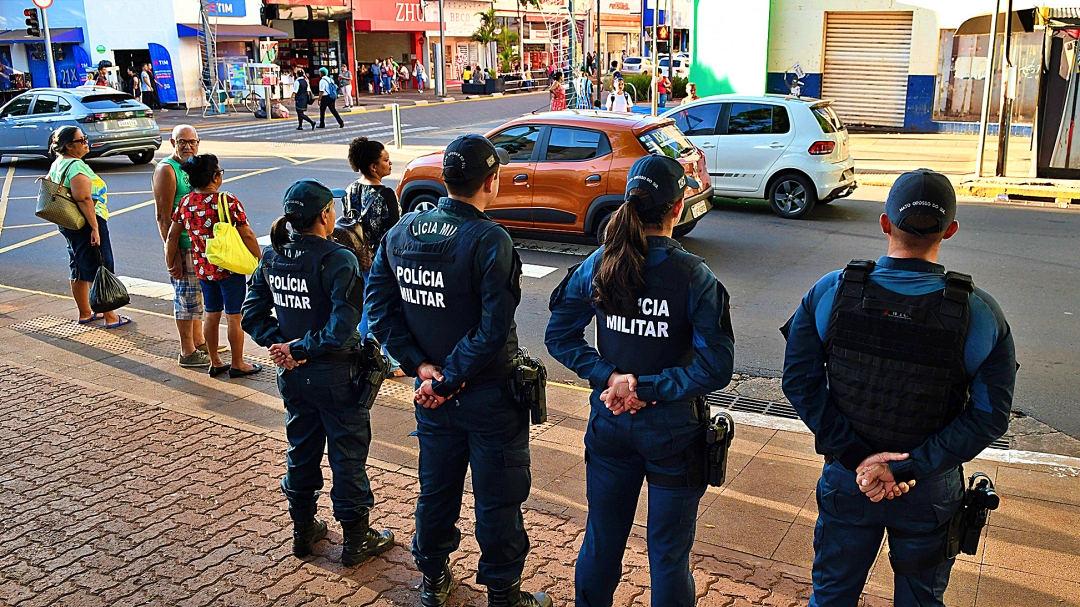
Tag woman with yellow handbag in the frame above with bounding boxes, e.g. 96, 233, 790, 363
165, 154, 262, 378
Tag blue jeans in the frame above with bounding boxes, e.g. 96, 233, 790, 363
278, 362, 374, 522
810, 461, 964, 607
576, 395, 706, 607
659, 93, 668, 108
412, 379, 531, 587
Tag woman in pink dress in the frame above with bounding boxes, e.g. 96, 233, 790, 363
549, 71, 567, 111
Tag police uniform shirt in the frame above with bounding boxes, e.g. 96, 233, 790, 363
365, 197, 520, 397
782, 256, 1016, 482
242, 233, 364, 360
546, 236, 735, 403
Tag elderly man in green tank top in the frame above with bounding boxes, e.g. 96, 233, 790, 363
154, 124, 212, 367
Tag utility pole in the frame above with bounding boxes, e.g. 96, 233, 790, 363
667, 0, 673, 94
975, 0, 1001, 177
650, 0, 658, 115
595, 0, 601, 106
995, 0, 1015, 177
568, 0, 575, 76
437, 0, 446, 97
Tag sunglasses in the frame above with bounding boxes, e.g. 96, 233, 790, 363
71, 137, 89, 144
214, 168, 225, 177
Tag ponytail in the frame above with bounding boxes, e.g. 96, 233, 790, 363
269, 204, 332, 255
592, 189, 676, 316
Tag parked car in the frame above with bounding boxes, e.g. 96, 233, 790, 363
620, 56, 652, 75
657, 57, 690, 79
397, 111, 714, 243
0, 86, 161, 164
662, 94, 855, 219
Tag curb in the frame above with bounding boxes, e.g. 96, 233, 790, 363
857, 176, 1080, 209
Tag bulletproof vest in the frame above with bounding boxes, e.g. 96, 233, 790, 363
385, 212, 518, 378
595, 246, 699, 378
823, 260, 974, 453
261, 237, 342, 343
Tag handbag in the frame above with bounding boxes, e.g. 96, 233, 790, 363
89, 249, 130, 314
35, 159, 86, 231
204, 192, 259, 275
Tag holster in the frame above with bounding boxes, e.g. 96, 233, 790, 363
644, 399, 734, 490
705, 409, 735, 487
509, 348, 547, 425
355, 337, 390, 410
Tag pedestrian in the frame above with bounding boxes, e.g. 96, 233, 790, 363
462, 64, 472, 83
317, 67, 344, 129
167, 154, 262, 379
610, 59, 623, 81
586, 52, 595, 76
398, 61, 411, 90
546, 154, 735, 607
781, 169, 1016, 607
343, 136, 405, 377
339, 64, 354, 109
604, 77, 633, 113
685, 81, 700, 103
657, 73, 671, 108
359, 64, 370, 95
383, 60, 394, 94
280, 67, 295, 103
573, 67, 593, 109
292, 68, 316, 130
141, 64, 160, 110
414, 60, 427, 91
47, 126, 131, 330
154, 124, 213, 368
94, 66, 108, 87
549, 71, 566, 111
241, 178, 396, 567
365, 135, 551, 607
124, 66, 140, 102
371, 61, 382, 95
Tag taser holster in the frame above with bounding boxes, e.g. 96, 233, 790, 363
356, 336, 391, 410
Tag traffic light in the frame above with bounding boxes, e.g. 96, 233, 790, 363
657, 25, 669, 41
24, 8, 40, 38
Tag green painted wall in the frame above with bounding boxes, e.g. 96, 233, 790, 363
690, 0, 771, 96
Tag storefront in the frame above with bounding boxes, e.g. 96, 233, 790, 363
597, 0, 641, 69
426, 0, 490, 81
266, 2, 353, 91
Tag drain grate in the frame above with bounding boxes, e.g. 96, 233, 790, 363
707, 391, 802, 420
989, 437, 1011, 450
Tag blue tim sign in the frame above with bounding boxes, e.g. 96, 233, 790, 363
205, 1, 246, 17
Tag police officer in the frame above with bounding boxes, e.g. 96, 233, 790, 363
781, 169, 1016, 607
365, 135, 551, 607
241, 179, 394, 566
545, 155, 735, 607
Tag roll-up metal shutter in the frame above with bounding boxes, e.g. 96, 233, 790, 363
821, 11, 913, 129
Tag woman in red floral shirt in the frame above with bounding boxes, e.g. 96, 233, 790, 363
166, 154, 262, 378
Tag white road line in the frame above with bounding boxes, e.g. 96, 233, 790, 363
117, 276, 174, 301
300, 125, 436, 144
521, 264, 558, 279
0, 160, 17, 242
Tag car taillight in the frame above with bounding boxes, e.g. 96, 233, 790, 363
79, 113, 109, 124
808, 141, 835, 155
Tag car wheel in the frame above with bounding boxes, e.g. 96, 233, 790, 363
673, 219, 699, 238
768, 174, 817, 219
595, 211, 613, 246
128, 150, 154, 165
407, 192, 440, 213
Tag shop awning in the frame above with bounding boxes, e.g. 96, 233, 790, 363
353, 19, 427, 33
0, 28, 84, 44
177, 24, 289, 38
955, 10, 1036, 35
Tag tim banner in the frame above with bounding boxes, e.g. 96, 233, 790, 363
148, 44, 178, 104
691, 0, 769, 96
205, 1, 246, 17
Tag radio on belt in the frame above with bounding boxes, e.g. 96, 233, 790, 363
511, 347, 548, 425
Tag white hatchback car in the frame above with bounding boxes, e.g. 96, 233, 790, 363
620, 57, 652, 75
662, 94, 856, 218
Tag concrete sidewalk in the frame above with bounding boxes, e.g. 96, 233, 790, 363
1, 284, 1079, 606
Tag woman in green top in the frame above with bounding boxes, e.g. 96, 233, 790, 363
48, 126, 130, 328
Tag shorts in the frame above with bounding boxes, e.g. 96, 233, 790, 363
171, 248, 204, 320
59, 218, 113, 282
199, 272, 247, 315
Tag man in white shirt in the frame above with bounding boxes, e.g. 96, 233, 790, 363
604, 78, 632, 113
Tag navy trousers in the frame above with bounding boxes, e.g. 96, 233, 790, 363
412, 380, 532, 587
278, 362, 374, 523
810, 461, 964, 607
576, 395, 707, 607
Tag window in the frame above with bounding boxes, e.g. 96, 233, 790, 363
544, 127, 610, 161
773, 106, 790, 134
58, 98, 71, 113
638, 125, 696, 159
490, 125, 542, 162
727, 103, 775, 134
31, 95, 59, 115
933, 29, 1040, 124
811, 104, 844, 133
1, 96, 32, 118
673, 103, 721, 136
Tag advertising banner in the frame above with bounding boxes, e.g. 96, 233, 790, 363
148, 43, 178, 104
690, 0, 769, 96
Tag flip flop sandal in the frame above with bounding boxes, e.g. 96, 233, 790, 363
104, 315, 132, 329
77, 313, 104, 325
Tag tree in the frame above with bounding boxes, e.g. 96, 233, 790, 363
496, 29, 520, 73
471, 8, 499, 72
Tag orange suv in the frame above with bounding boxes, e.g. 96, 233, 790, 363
396, 110, 714, 243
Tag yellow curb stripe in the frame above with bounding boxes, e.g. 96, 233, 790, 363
0, 160, 16, 242
0, 282, 176, 319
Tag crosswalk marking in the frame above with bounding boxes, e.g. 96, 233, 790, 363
203, 118, 438, 144
521, 264, 558, 278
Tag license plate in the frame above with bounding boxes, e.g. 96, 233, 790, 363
116, 118, 137, 128
691, 201, 708, 219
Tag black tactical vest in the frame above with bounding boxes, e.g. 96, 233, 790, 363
595, 246, 700, 378
384, 212, 518, 378
261, 237, 341, 343
823, 260, 974, 453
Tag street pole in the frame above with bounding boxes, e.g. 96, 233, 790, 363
568, 0, 575, 76
667, 0, 673, 96
975, 0, 1000, 178
595, 0, 601, 106
995, 0, 1015, 177
437, 0, 446, 97
41, 8, 57, 88
650, 0, 658, 115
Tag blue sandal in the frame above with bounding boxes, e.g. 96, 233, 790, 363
77, 313, 104, 325
104, 315, 132, 329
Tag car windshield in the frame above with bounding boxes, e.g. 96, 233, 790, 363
638, 125, 696, 158
625, 58, 641, 65
811, 104, 845, 133
80, 94, 140, 110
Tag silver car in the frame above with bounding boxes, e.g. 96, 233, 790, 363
0, 86, 161, 164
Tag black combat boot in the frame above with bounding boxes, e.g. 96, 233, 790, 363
419, 561, 455, 607
339, 513, 395, 567
292, 519, 328, 558
487, 579, 552, 607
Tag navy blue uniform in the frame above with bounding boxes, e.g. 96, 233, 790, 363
545, 236, 734, 607
782, 256, 1015, 607
365, 197, 530, 587
241, 234, 374, 523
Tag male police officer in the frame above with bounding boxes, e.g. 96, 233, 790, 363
782, 169, 1016, 607
242, 179, 394, 566
366, 135, 551, 607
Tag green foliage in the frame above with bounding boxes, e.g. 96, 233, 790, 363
623, 74, 652, 102
497, 29, 520, 73
672, 76, 688, 99
518, 0, 541, 7
471, 8, 498, 45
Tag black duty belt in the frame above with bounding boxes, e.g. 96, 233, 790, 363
318, 350, 360, 365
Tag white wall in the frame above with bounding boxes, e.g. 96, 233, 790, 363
83, 0, 182, 68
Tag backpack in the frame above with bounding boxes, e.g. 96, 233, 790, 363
325, 79, 339, 99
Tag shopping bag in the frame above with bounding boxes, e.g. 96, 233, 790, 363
35, 160, 86, 231
89, 251, 130, 314
205, 192, 259, 275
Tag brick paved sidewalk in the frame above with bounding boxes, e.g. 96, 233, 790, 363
0, 362, 812, 607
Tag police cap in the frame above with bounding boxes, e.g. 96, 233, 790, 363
282, 178, 346, 222
885, 168, 957, 236
625, 154, 699, 211
442, 134, 509, 183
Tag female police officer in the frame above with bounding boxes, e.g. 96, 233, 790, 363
545, 155, 735, 607
241, 178, 394, 566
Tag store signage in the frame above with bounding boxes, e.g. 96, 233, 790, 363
148, 43, 178, 104
95, 45, 106, 54
396, 2, 424, 22
205, 1, 246, 17
423, 0, 487, 37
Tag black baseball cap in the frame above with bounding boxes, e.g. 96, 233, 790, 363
624, 154, 699, 211
885, 169, 956, 235
282, 179, 345, 221
442, 134, 509, 183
